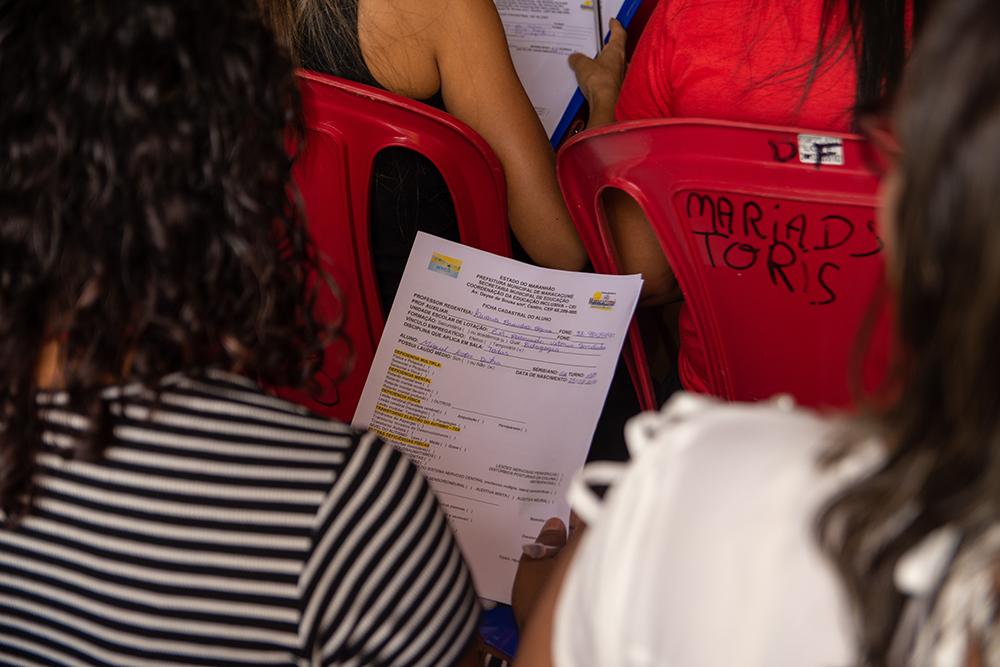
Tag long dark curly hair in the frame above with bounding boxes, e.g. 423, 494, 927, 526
818, 0, 1000, 663
0, 0, 336, 521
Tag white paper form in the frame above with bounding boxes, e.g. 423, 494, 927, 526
495, 0, 597, 137
352, 233, 641, 602
495, 0, 629, 138
595, 0, 627, 37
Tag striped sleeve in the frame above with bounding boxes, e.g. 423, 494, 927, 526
299, 432, 480, 667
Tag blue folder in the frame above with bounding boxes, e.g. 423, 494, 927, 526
549, 0, 644, 147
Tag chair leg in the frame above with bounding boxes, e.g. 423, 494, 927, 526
623, 318, 658, 411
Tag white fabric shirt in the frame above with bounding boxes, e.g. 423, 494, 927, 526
554, 393, 882, 667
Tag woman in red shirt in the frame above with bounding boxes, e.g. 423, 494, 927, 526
572, 0, 926, 395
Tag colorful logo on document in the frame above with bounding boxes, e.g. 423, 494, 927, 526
589, 291, 617, 310
428, 252, 462, 278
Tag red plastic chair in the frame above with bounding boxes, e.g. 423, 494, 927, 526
276, 70, 511, 421
557, 119, 889, 410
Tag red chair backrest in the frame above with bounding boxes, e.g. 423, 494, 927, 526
276, 70, 511, 421
557, 119, 890, 410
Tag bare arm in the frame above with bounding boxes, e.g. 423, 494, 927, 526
606, 190, 680, 304
434, 0, 586, 270
511, 529, 585, 667
360, 0, 585, 269
569, 23, 678, 302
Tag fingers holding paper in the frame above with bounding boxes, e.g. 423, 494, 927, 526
512, 517, 569, 629
569, 19, 627, 128
522, 517, 568, 560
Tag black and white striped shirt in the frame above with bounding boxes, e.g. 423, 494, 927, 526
0, 371, 479, 666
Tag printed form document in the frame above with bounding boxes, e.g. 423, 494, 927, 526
353, 233, 641, 602
494, 0, 639, 142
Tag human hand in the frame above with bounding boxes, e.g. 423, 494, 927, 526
511, 517, 567, 629
568, 19, 627, 128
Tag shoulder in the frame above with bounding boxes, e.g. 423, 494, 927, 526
554, 393, 878, 666
577, 393, 876, 543
156, 371, 358, 436
621, 393, 860, 486
359, 0, 509, 98
609, 393, 885, 540
142, 371, 363, 464
156, 372, 423, 496
361, 0, 501, 46
365, 0, 509, 56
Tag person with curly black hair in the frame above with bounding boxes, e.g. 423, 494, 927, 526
0, 2, 480, 665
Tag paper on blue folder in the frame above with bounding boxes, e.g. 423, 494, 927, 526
494, 0, 643, 146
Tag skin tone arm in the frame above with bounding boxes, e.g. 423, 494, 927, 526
363, 1, 670, 295
603, 192, 680, 304
568, 19, 627, 128
511, 518, 583, 667
569, 25, 680, 304
360, 0, 586, 270
36, 340, 62, 389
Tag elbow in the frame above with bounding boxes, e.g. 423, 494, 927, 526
525, 244, 587, 271
546, 247, 589, 272
512, 226, 589, 272
637, 270, 681, 306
